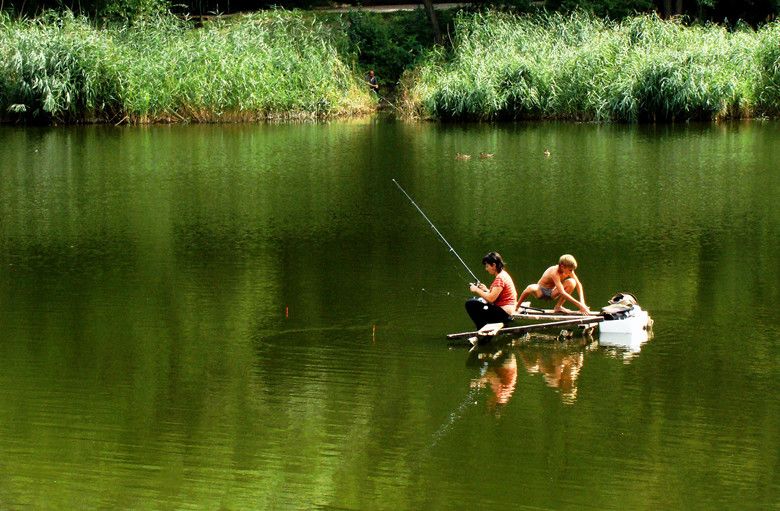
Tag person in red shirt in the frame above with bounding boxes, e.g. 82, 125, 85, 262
466, 252, 517, 328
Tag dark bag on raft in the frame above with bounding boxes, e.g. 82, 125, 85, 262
600, 292, 638, 320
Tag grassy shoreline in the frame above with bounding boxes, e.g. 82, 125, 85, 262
2, 9, 780, 124
0, 11, 375, 124
400, 11, 780, 122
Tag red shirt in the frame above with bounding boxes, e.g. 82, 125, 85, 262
491, 271, 517, 308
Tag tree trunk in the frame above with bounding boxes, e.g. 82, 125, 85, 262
663, 0, 672, 18
422, 0, 443, 45
675, 0, 683, 15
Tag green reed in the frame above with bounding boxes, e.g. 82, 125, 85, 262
402, 11, 780, 121
0, 10, 374, 123
0, 12, 122, 121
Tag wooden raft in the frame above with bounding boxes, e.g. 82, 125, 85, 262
446, 316, 604, 340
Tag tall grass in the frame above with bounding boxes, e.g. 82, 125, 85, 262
0, 10, 374, 123
754, 22, 780, 114
401, 11, 780, 122
0, 11, 122, 122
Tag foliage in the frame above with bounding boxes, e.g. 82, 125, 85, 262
753, 21, 780, 114
0, 10, 374, 123
544, 0, 655, 19
100, 0, 170, 21
0, 0, 170, 21
325, 9, 455, 88
0, 11, 122, 122
400, 10, 774, 122
2, 0, 779, 26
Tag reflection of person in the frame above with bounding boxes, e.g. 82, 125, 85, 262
366, 70, 379, 93
516, 254, 589, 314
471, 351, 518, 412
520, 348, 583, 404
466, 252, 517, 328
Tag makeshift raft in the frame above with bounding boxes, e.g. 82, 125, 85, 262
449, 292, 652, 345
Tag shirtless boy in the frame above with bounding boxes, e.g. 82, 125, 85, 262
515, 254, 590, 314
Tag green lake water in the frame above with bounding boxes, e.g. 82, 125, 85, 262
0, 121, 777, 510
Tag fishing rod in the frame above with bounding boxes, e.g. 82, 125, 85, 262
378, 94, 399, 111
365, 83, 399, 111
392, 178, 481, 285
362, 75, 399, 109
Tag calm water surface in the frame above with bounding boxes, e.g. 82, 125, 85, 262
0, 121, 777, 510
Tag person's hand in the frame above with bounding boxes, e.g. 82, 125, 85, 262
580, 305, 591, 315
469, 283, 479, 294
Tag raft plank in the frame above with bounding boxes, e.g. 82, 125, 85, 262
447, 316, 604, 340
512, 312, 596, 321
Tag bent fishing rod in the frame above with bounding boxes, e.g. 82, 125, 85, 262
378, 94, 399, 111
364, 82, 399, 111
392, 179, 481, 285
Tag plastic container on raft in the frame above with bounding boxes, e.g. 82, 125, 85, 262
598, 305, 650, 334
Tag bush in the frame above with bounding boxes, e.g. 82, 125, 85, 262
401, 10, 772, 122
0, 12, 122, 122
754, 21, 780, 115
0, 10, 375, 123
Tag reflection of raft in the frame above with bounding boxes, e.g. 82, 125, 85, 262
449, 293, 653, 345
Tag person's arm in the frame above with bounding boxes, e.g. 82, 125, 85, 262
553, 273, 589, 313
470, 282, 501, 304
572, 271, 587, 309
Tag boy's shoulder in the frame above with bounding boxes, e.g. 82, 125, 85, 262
540, 265, 558, 279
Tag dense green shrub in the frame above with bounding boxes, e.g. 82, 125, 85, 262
0, 10, 374, 123
401, 10, 774, 122
754, 21, 780, 115
0, 12, 123, 121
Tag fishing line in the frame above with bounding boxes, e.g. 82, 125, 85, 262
412, 288, 427, 323
411, 285, 463, 326
392, 179, 481, 286
427, 364, 487, 450
418, 287, 458, 298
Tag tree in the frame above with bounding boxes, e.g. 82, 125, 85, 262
421, 0, 443, 44
658, 0, 685, 17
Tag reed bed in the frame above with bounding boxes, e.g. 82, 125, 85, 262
401, 11, 780, 121
0, 11, 374, 124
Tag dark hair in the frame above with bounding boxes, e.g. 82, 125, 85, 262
482, 252, 505, 272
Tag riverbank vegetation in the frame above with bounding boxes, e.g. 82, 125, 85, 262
0, 10, 374, 124
400, 11, 780, 121
329, 9, 456, 91
3, 5, 780, 124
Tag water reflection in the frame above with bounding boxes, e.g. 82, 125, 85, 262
599, 329, 653, 362
466, 349, 518, 414
518, 345, 586, 404
466, 333, 596, 405
465, 327, 655, 405
467, 341, 587, 405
